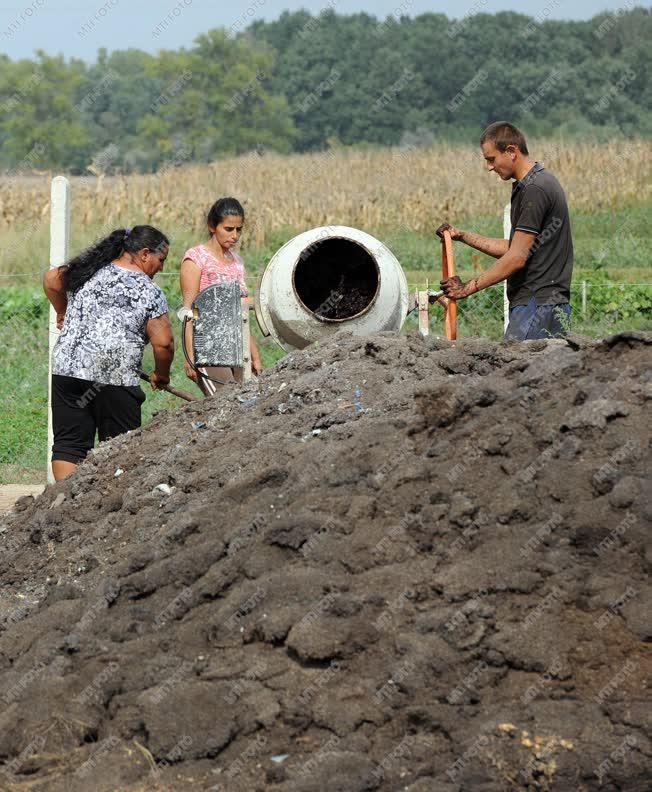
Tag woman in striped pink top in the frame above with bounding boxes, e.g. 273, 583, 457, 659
180, 197, 261, 395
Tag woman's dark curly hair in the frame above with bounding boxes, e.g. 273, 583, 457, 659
62, 225, 169, 292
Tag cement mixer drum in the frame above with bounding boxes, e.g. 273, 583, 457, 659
256, 226, 409, 351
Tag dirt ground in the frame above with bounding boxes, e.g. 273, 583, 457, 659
0, 330, 650, 791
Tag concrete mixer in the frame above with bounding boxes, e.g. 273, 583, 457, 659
255, 226, 423, 351
254, 226, 407, 351
255, 225, 456, 351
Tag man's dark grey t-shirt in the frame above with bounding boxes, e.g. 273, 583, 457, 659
508, 162, 573, 306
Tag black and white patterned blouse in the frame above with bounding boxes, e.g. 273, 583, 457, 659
53, 263, 168, 386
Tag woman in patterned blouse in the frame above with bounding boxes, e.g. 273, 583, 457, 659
180, 197, 261, 395
43, 225, 174, 480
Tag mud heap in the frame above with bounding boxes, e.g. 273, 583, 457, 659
0, 331, 650, 791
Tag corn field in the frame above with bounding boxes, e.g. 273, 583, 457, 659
1, 140, 650, 265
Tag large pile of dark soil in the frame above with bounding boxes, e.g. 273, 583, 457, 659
0, 331, 650, 791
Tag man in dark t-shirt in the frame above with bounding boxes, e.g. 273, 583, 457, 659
437, 121, 574, 340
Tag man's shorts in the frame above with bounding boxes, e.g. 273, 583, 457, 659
505, 298, 571, 341
51, 375, 145, 464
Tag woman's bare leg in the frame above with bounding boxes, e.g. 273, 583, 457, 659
52, 460, 78, 481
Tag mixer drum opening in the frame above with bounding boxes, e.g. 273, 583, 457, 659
293, 238, 380, 322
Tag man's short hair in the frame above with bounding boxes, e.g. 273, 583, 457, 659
480, 122, 529, 155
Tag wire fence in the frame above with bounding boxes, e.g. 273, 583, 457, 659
1, 272, 650, 483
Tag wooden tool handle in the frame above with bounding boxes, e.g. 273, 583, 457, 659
139, 372, 195, 402
441, 229, 458, 341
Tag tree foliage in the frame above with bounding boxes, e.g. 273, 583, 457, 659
0, 8, 649, 172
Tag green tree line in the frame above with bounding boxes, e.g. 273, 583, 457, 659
0, 7, 650, 173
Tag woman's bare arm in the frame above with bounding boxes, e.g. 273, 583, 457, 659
180, 259, 201, 381
145, 313, 174, 387
43, 267, 68, 327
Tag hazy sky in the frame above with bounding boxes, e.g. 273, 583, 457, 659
1, 0, 648, 61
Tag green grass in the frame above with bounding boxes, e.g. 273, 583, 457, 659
0, 304, 49, 482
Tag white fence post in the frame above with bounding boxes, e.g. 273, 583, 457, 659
581, 279, 587, 318
48, 177, 71, 483
502, 202, 511, 333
